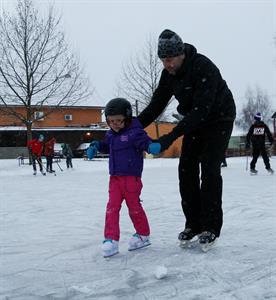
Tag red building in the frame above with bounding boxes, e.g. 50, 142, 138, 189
0, 104, 182, 158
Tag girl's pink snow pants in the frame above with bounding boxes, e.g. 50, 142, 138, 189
104, 175, 150, 241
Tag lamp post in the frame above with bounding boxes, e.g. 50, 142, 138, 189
135, 100, 138, 116
272, 112, 276, 136
271, 112, 276, 155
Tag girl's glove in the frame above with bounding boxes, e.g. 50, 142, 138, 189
148, 143, 161, 155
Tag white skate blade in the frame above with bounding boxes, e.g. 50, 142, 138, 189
200, 240, 217, 252
179, 235, 199, 248
128, 241, 151, 251
103, 250, 119, 258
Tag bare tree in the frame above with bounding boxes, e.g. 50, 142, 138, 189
0, 0, 91, 144
236, 86, 272, 131
116, 36, 173, 138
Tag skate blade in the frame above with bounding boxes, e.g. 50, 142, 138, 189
128, 241, 151, 251
103, 250, 119, 258
250, 172, 258, 175
200, 240, 216, 252
179, 236, 199, 248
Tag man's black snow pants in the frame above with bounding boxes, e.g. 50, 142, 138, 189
250, 144, 271, 170
178, 121, 233, 237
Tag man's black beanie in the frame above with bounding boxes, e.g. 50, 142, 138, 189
158, 29, 185, 59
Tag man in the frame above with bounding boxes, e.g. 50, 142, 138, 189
44, 137, 56, 173
61, 143, 73, 169
27, 134, 46, 176
138, 29, 236, 251
246, 112, 274, 175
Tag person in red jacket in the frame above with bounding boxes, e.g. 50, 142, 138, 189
27, 134, 45, 175
44, 137, 56, 173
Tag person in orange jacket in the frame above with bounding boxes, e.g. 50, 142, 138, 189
27, 134, 45, 175
44, 137, 56, 173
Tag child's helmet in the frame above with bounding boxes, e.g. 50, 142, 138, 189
104, 98, 132, 119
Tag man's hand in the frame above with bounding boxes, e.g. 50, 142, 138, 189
157, 132, 181, 152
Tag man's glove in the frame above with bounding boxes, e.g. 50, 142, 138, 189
245, 143, 250, 150
148, 143, 161, 155
90, 140, 100, 150
87, 146, 98, 160
157, 133, 178, 152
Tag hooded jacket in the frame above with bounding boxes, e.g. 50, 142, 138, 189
138, 43, 236, 149
44, 138, 56, 157
246, 120, 273, 147
98, 118, 152, 177
62, 144, 73, 158
27, 139, 44, 157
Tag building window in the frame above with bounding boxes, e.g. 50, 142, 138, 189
34, 111, 44, 121
64, 114, 73, 121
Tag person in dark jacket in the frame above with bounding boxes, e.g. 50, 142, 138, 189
87, 98, 152, 258
141, 29, 236, 251
27, 134, 46, 176
61, 143, 73, 169
246, 112, 274, 174
221, 153, 227, 167
44, 137, 56, 173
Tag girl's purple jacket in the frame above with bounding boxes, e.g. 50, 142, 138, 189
98, 118, 152, 177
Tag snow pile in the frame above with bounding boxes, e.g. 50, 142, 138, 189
154, 265, 168, 279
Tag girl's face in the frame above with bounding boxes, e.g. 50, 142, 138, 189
107, 114, 126, 132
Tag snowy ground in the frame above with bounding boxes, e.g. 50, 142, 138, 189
0, 156, 276, 300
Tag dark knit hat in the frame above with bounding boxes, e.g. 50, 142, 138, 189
254, 112, 261, 121
158, 29, 185, 58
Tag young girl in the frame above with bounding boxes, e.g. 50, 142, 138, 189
87, 98, 153, 257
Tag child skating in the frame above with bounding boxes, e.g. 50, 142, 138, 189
87, 98, 154, 258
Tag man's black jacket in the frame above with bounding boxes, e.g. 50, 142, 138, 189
138, 44, 236, 150
246, 120, 273, 147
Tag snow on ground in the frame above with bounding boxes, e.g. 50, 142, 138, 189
0, 156, 276, 300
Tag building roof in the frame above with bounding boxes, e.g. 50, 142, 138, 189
0, 125, 108, 131
0, 104, 105, 109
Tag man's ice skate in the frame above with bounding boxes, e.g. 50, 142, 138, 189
128, 233, 150, 251
250, 168, 258, 175
267, 168, 274, 174
102, 239, 119, 258
40, 170, 46, 176
178, 228, 199, 248
33, 171, 37, 176
199, 231, 217, 252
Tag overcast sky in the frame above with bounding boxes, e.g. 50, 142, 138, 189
1, 0, 276, 112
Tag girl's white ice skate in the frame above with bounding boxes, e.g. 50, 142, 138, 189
128, 233, 151, 251
102, 239, 119, 258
